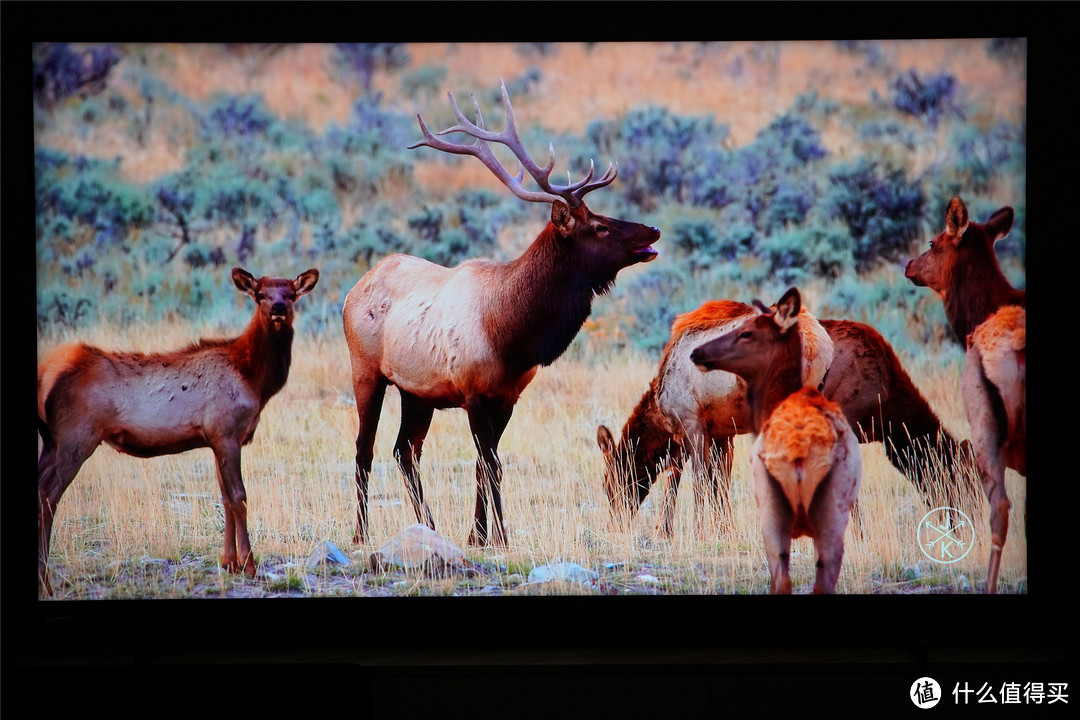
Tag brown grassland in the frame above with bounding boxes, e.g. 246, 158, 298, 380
36, 41, 1026, 597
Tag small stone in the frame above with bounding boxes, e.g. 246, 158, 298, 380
527, 561, 598, 586
306, 540, 350, 568
369, 524, 469, 576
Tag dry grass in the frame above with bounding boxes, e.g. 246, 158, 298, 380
38, 319, 1027, 598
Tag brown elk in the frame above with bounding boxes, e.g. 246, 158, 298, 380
905, 195, 1025, 593
689, 288, 862, 594
597, 303, 972, 537
343, 80, 660, 547
596, 300, 835, 536
37, 267, 319, 596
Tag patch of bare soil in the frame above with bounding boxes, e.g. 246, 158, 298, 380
45, 552, 1021, 599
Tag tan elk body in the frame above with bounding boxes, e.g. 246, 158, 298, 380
906, 196, 1025, 592
343, 81, 660, 547
36, 267, 319, 596
690, 288, 861, 594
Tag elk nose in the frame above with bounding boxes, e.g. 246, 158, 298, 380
270, 301, 288, 316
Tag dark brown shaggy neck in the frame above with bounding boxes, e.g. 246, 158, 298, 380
944, 252, 1025, 341
486, 225, 611, 372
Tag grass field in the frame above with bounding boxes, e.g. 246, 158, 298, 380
37, 309, 1027, 598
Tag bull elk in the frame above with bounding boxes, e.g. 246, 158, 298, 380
343, 80, 660, 547
597, 302, 973, 537
37, 267, 319, 596
690, 288, 862, 594
905, 196, 1025, 593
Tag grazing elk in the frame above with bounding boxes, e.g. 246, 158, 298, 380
598, 303, 972, 538
37, 267, 319, 596
596, 300, 835, 537
343, 80, 660, 547
690, 288, 862, 594
905, 196, 1025, 593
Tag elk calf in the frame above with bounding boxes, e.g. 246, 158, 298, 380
906, 195, 1025, 593
37, 267, 319, 596
344, 81, 659, 548
690, 288, 861, 594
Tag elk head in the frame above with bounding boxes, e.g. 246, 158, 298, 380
596, 424, 652, 524
691, 288, 803, 382
232, 267, 320, 335
904, 196, 1014, 300
408, 78, 659, 291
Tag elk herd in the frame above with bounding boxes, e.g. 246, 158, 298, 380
37, 81, 1026, 597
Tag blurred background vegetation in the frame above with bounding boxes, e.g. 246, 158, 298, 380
34, 40, 1026, 363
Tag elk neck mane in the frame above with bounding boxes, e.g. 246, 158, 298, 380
484, 222, 610, 370
670, 300, 755, 338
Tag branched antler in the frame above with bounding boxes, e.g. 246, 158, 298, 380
408, 78, 616, 208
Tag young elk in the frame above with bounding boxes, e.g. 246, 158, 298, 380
690, 289, 861, 594
596, 300, 835, 537
906, 196, 1025, 593
37, 267, 319, 596
598, 304, 972, 537
343, 80, 660, 547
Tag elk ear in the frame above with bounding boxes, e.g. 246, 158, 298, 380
945, 196, 969, 238
985, 207, 1014, 244
773, 287, 801, 333
551, 201, 575, 235
294, 268, 320, 296
597, 425, 616, 460
232, 267, 258, 296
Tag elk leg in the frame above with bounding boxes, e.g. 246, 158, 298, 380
395, 392, 436, 531
37, 433, 97, 597
711, 435, 735, 531
752, 458, 794, 594
352, 375, 388, 544
655, 452, 683, 539
679, 430, 712, 539
808, 471, 851, 594
963, 352, 1011, 594
213, 440, 256, 577
466, 400, 513, 547
977, 454, 1010, 594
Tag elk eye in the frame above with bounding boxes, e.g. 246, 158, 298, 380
287, 293, 297, 301
254, 292, 265, 301
596, 224, 609, 234
739, 331, 752, 339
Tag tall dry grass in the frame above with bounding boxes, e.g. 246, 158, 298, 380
37, 314, 1027, 597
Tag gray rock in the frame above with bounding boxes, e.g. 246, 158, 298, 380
527, 561, 599, 586
306, 540, 351, 568
369, 524, 468, 576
